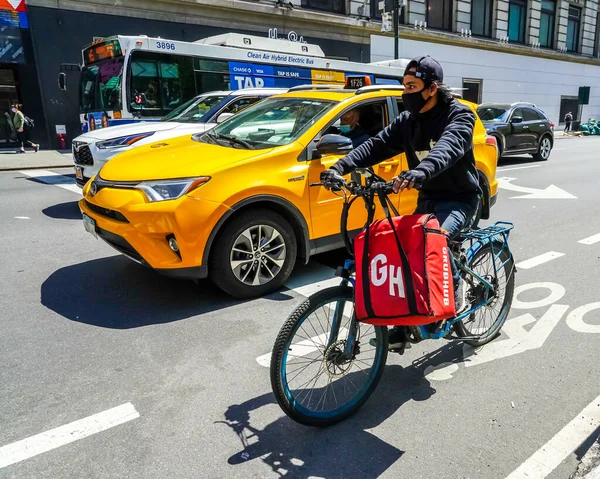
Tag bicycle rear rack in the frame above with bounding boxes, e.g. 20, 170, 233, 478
461, 221, 514, 242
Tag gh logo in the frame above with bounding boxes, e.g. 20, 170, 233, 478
370, 254, 405, 297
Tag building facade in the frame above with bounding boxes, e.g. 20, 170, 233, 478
12, 0, 600, 149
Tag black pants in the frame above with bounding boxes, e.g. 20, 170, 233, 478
564, 121, 571, 133
17, 130, 33, 149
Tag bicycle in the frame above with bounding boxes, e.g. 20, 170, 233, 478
269, 168, 516, 427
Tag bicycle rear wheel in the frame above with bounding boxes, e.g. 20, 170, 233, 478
454, 242, 515, 347
270, 286, 388, 427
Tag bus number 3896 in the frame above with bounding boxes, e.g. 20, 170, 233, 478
156, 42, 176, 50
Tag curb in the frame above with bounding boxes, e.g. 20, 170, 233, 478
0, 164, 73, 172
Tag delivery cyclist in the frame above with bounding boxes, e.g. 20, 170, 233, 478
320, 56, 482, 349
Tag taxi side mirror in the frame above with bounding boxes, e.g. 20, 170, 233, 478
315, 134, 353, 156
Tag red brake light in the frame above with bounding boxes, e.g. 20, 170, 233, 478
486, 135, 497, 146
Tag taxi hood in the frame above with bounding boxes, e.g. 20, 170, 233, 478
98, 134, 274, 182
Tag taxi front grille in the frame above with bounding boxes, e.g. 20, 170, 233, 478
73, 142, 93, 165
84, 200, 129, 223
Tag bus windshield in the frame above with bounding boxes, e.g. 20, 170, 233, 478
80, 58, 123, 113
162, 94, 227, 122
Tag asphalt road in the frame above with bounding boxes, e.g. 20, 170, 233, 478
1, 137, 599, 479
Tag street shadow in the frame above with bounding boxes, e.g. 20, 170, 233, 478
41, 255, 245, 329
219, 342, 466, 477
498, 156, 541, 167
42, 200, 81, 220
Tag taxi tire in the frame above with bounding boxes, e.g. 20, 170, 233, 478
209, 209, 297, 299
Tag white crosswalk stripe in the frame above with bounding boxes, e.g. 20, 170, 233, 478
20, 169, 80, 194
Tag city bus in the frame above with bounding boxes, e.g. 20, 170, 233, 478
66, 32, 410, 133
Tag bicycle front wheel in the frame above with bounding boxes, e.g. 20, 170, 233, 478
454, 241, 515, 347
270, 286, 388, 427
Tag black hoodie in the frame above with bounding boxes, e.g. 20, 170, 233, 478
331, 98, 482, 201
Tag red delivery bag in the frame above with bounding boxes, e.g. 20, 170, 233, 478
354, 211, 456, 326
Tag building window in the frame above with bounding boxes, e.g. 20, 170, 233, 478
370, 0, 382, 19
508, 0, 527, 43
462, 78, 483, 103
566, 6, 581, 52
427, 0, 453, 30
471, 0, 493, 37
539, 0, 555, 48
301, 0, 345, 14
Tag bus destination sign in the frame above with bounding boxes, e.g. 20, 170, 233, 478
84, 40, 123, 65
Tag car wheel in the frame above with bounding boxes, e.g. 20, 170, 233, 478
533, 135, 552, 161
495, 138, 503, 162
209, 209, 297, 299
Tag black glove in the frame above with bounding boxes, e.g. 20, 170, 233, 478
320, 169, 345, 190
398, 169, 427, 188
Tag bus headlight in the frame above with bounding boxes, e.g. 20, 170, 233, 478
136, 177, 211, 202
96, 132, 155, 149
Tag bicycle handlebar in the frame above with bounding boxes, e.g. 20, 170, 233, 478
310, 179, 395, 196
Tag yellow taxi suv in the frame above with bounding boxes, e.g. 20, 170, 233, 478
79, 82, 499, 299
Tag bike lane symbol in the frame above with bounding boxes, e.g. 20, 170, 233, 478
425, 281, 598, 381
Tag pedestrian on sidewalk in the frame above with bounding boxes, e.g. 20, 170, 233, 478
564, 111, 573, 133
11, 103, 39, 154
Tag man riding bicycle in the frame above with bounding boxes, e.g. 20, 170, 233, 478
321, 56, 482, 350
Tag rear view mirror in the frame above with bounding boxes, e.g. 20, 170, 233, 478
315, 134, 353, 156
216, 112, 235, 124
510, 116, 523, 124
58, 72, 67, 91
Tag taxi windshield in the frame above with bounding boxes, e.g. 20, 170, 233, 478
162, 94, 227, 122
195, 97, 335, 150
477, 106, 509, 122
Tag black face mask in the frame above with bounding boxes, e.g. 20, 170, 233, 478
402, 88, 432, 116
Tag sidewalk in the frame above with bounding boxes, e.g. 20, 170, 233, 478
0, 149, 73, 172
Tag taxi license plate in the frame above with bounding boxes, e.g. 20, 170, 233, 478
75, 166, 84, 180
82, 213, 98, 239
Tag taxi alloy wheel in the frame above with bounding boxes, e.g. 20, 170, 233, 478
209, 209, 297, 299
230, 225, 286, 287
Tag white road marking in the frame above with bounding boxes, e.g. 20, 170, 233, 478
566, 303, 600, 333
505, 393, 600, 479
512, 282, 566, 310
496, 165, 542, 172
497, 177, 577, 199
0, 403, 139, 469
19, 169, 80, 194
14, 216, 29, 220
516, 252, 565, 270
579, 233, 600, 245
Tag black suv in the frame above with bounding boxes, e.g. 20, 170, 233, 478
476, 102, 553, 161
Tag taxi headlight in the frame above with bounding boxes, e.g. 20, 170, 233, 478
136, 177, 211, 202
96, 132, 155, 149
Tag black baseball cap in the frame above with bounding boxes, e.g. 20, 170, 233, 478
403, 56, 444, 84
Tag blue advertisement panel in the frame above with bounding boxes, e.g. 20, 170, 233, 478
228, 61, 314, 89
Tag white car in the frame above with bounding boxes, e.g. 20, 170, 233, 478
72, 88, 287, 187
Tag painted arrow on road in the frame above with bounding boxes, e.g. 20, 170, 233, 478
497, 177, 577, 199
